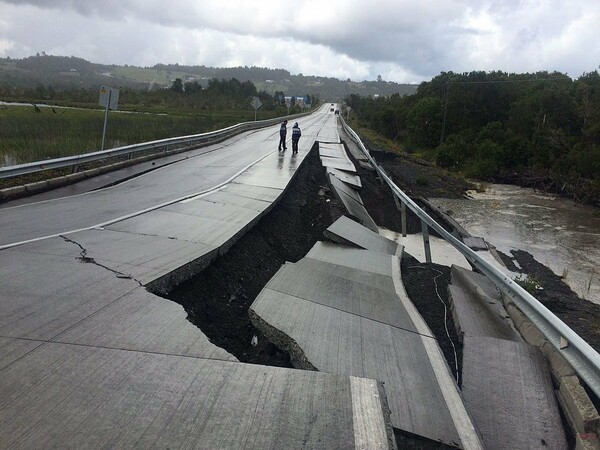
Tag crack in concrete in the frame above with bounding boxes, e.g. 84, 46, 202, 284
60, 235, 143, 287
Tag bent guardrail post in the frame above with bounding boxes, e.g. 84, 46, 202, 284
421, 220, 432, 263
340, 116, 600, 399
401, 201, 407, 237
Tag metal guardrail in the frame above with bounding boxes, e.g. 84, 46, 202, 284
340, 116, 600, 399
0, 112, 310, 179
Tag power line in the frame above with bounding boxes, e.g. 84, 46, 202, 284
447, 77, 572, 85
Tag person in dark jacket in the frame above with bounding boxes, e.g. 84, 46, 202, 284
291, 122, 301, 154
278, 120, 288, 151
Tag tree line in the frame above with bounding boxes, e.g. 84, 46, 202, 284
0, 76, 316, 114
346, 70, 600, 205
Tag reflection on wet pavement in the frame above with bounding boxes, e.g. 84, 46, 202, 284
431, 184, 600, 304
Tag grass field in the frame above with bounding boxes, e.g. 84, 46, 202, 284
0, 104, 282, 166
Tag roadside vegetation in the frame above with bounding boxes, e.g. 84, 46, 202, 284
0, 78, 312, 166
346, 70, 600, 205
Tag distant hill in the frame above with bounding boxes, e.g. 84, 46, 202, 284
0, 55, 417, 101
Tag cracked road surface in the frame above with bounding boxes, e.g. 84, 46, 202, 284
0, 107, 399, 448
0, 110, 331, 248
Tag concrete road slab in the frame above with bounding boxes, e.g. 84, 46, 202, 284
251, 289, 462, 445
317, 121, 340, 143
462, 336, 567, 450
55, 287, 237, 361
335, 191, 379, 232
107, 209, 253, 247
306, 241, 393, 277
319, 142, 345, 151
328, 172, 363, 204
328, 181, 379, 233
293, 257, 395, 292
0, 240, 139, 340
166, 198, 261, 223
0, 337, 43, 370
449, 265, 520, 342
319, 143, 348, 159
218, 182, 282, 203
380, 228, 472, 269
233, 171, 296, 190
339, 129, 369, 162
265, 263, 416, 331
325, 215, 401, 256
320, 156, 356, 172
462, 236, 488, 251
57, 228, 218, 286
198, 189, 272, 212
327, 167, 363, 188
448, 285, 520, 342
0, 343, 395, 449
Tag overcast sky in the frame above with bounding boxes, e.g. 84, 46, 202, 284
0, 0, 599, 83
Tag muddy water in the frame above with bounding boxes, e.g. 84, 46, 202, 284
430, 184, 600, 304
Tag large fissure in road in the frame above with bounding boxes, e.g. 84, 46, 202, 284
163, 146, 347, 367
158, 142, 478, 449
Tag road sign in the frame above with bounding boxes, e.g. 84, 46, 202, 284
251, 97, 262, 121
251, 97, 262, 110
99, 86, 119, 110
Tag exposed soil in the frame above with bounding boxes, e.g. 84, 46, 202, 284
394, 428, 459, 450
167, 146, 346, 366
501, 249, 600, 354
400, 255, 463, 386
347, 145, 459, 238
371, 149, 473, 200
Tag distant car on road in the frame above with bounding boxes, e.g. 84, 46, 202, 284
334, 110, 339, 115
330, 107, 334, 112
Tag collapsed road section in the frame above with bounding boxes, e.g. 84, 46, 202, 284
0, 112, 399, 449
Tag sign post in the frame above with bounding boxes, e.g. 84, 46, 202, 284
285, 99, 291, 116
251, 96, 262, 121
99, 86, 119, 150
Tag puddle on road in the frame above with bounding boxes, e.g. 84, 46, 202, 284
430, 184, 600, 304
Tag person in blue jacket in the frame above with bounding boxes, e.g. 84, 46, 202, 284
278, 120, 288, 151
291, 122, 301, 154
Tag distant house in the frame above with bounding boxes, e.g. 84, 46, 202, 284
265, 80, 275, 84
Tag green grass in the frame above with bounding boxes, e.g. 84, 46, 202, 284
346, 116, 405, 155
514, 275, 542, 294
415, 175, 430, 186
0, 105, 274, 166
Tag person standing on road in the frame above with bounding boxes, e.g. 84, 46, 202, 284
291, 122, 301, 154
278, 120, 288, 151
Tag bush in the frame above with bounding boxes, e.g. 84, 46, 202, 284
415, 175, 429, 185
436, 134, 468, 168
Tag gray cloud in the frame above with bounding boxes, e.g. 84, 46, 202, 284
1, 0, 599, 82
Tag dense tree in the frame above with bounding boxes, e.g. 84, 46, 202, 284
171, 78, 183, 93
346, 70, 600, 205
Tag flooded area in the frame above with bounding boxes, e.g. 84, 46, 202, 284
430, 184, 600, 304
